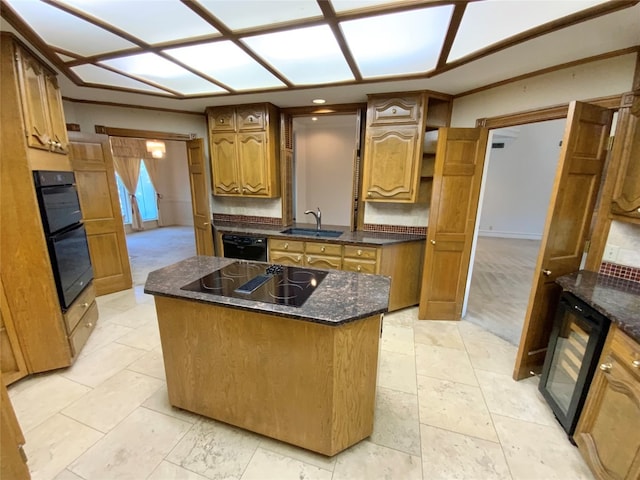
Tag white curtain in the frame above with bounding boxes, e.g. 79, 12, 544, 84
113, 155, 143, 231
142, 158, 164, 226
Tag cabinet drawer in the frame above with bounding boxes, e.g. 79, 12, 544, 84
342, 258, 377, 274
368, 96, 423, 126
305, 242, 342, 257
208, 108, 236, 132
269, 239, 304, 253
305, 255, 341, 270
63, 283, 96, 333
269, 250, 304, 266
237, 107, 266, 131
68, 301, 98, 357
609, 327, 640, 380
343, 245, 378, 261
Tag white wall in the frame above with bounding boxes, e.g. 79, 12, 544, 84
293, 116, 357, 227
478, 120, 566, 239
156, 140, 192, 226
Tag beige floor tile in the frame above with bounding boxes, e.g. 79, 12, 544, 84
258, 437, 336, 471
384, 307, 418, 328
380, 323, 415, 355
96, 288, 143, 312
142, 385, 200, 424
78, 320, 134, 357
493, 414, 594, 480
465, 337, 518, 375
61, 341, 147, 387
11, 374, 90, 433
415, 343, 478, 386
133, 285, 155, 304
62, 369, 163, 432
69, 407, 191, 480
417, 375, 498, 442
240, 448, 332, 480
332, 440, 421, 480
115, 321, 162, 351
108, 302, 158, 329
414, 321, 466, 350
377, 350, 417, 394
476, 370, 558, 426
147, 461, 210, 480
167, 417, 261, 479
53, 469, 84, 480
458, 319, 516, 347
127, 346, 166, 380
23, 414, 102, 480
370, 386, 421, 457
420, 424, 511, 479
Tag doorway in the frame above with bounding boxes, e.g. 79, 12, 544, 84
464, 119, 566, 345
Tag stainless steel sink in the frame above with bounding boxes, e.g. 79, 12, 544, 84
280, 227, 343, 238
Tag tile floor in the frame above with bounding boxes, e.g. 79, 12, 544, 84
8, 285, 595, 480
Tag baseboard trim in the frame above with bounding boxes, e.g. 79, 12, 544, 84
478, 230, 542, 240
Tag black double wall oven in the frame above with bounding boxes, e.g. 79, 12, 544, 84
34, 170, 93, 311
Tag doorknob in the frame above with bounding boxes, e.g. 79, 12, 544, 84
542, 269, 552, 276
430, 240, 436, 245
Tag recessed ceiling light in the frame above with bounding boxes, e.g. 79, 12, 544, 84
312, 99, 326, 104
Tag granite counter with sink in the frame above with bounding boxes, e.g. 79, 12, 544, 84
144, 256, 389, 456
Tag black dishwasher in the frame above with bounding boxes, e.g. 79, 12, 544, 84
222, 234, 267, 262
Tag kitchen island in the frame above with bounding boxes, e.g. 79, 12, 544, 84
144, 256, 391, 456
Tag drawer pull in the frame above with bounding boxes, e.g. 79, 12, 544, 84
86, 322, 93, 328
321, 246, 325, 252
632, 360, 640, 368
599, 362, 612, 372
574, 305, 583, 313
284, 243, 289, 249
357, 249, 362, 256
81, 302, 89, 308
542, 269, 552, 276
357, 265, 361, 272
307, 256, 311, 263
297, 255, 301, 261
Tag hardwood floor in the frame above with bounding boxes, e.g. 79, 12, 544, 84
466, 236, 540, 345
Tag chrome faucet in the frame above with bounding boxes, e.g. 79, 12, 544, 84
304, 207, 321, 230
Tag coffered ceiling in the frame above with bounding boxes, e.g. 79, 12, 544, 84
1, 0, 639, 112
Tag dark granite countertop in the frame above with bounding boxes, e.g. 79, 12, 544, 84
213, 221, 425, 246
556, 270, 640, 343
144, 256, 391, 326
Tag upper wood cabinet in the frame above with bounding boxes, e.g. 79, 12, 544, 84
574, 325, 640, 480
362, 92, 451, 203
14, 41, 68, 155
206, 103, 280, 198
611, 91, 640, 222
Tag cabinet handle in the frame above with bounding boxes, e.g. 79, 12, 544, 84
86, 322, 93, 328
234, 187, 239, 193
242, 188, 247, 193
296, 255, 301, 261
307, 256, 311, 263
357, 249, 362, 256
321, 246, 325, 252
632, 360, 640, 368
542, 269, 552, 276
357, 265, 361, 272
430, 240, 436, 245
574, 305, 583, 313
367, 192, 372, 197
219, 118, 225, 124
392, 108, 397, 114
81, 302, 89, 308
599, 362, 612, 372
284, 243, 289, 249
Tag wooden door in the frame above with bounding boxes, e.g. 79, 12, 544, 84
238, 132, 269, 196
0, 279, 27, 386
210, 133, 239, 195
1, 382, 30, 480
187, 138, 214, 256
69, 133, 132, 296
514, 102, 612, 380
418, 128, 488, 320
362, 126, 421, 202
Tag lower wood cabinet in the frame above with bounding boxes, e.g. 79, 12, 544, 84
0, 279, 28, 387
574, 325, 640, 480
1, 380, 30, 479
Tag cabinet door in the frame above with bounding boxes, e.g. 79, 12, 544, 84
208, 107, 236, 132
44, 73, 69, 154
612, 108, 640, 219
368, 95, 423, 126
575, 349, 640, 480
362, 126, 421, 202
237, 106, 266, 131
0, 279, 27, 386
16, 46, 51, 151
210, 133, 240, 195
238, 132, 271, 196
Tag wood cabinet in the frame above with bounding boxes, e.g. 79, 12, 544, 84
0, 279, 28, 387
1, 33, 97, 377
14, 39, 68, 156
611, 91, 640, 222
268, 237, 424, 311
574, 325, 640, 480
207, 103, 280, 198
1, 381, 30, 480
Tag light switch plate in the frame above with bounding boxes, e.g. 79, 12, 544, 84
603, 245, 619, 262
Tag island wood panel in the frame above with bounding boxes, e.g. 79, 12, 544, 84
380, 241, 425, 312
155, 296, 380, 456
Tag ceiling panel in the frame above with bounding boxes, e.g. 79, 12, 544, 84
70, 64, 171, 94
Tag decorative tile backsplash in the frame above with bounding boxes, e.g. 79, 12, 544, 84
213, 213, 282, 225
599, 261, 640, 284
363, 224, 427, 235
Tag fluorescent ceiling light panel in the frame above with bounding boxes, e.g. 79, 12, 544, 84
243, 25, 354, 85
449, 0, 608, 61
101, 53, 227, 95
165, 41, 285, 91
341, 5, 453, 78
71, 64, 171, 94
330, 0, 409, 13
4, 0, 136, 56
196, 0, 322, 31
57, 0, 218, 44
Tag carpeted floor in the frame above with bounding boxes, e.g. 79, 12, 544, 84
125, 226, 197, 286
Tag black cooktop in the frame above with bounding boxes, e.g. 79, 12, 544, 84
180, 261, 328, 307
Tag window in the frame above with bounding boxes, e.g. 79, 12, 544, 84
115, 161, 158, 223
